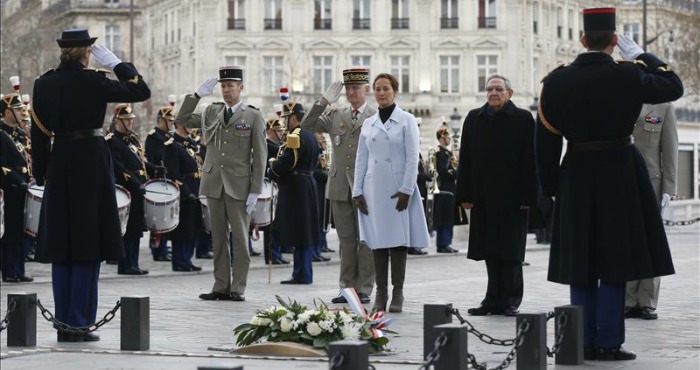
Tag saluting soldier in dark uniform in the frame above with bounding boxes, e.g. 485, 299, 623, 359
107, 104, 156, 276
269, 101, 320, 284
164, 108, 203, 272
433, 127, 468, 253
0, 93, 32, 282
145, 105, 175, 262
31, 29, 150, 342
535, 8, 682, 361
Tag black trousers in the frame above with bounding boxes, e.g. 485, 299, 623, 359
482, 258, 523, 310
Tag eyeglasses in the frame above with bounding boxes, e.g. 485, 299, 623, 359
486, 87, 507, 93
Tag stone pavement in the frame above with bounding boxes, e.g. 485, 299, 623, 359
1, 226, 698, 370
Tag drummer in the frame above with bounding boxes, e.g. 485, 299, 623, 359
106, 103, 157, 275
164, 109, 203, 272
260, 117, 288, 265
0, 93, 32, 282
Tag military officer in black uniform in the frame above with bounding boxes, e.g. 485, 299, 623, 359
164, 109, 203, 272
145, 105, 174, 262
261, 117, 288, 265
0, 93, 32, 282
31, 29, 150, 342
269, 101, 320, 284
107, 104, 154, 276
535, 8, 682, 361
433, 127, 467, 253
312, 132, 331, 263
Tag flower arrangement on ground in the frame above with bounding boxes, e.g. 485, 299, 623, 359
233, 288, 395, 353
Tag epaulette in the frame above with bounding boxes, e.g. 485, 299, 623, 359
83, 68, 112, 74
211, 102, 225, 106
247, 104, 259, 110
164, 138, 174, 146
540, 63, 566, 82
105, 132, 113, 140
286, 132, 300, 149
292, 127, 302, 135
39, 69, 55, 77
148, 129, 156, 136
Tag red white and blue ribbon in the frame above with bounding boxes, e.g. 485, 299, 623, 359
279, 87, 289, 101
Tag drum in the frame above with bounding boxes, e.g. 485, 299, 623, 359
24, 183, 44, 237
115, 185, 131, 236
0, 189, 4, 238
200, 197, 211, 232
251, 179, 276, 227
143, 179, 180, 233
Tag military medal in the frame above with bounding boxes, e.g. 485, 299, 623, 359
334, 135, 341, 146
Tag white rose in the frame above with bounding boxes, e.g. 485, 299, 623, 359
258, 318, 272, 327
280, 318, 294, 332
306, 322, 322, 337
297, 312, 311, 324
250, 316, 261, 325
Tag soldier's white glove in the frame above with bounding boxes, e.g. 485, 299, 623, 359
660, 193, 671, 210
617, 34, 644, 60
246, 193, 259, 215
322, 81, 343, 104
91, 45, 122, 69
195, 77, 219, 98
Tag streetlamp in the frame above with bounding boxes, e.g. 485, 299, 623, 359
449, 107, 462, 139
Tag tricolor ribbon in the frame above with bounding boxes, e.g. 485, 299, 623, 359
340, 287, 394, 339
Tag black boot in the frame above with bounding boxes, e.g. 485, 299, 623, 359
373, 249, 389, 312
389, 247, 407, 313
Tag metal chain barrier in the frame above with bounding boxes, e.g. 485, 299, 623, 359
0, 298, 18, 332
328, 353, 344, 370
547, 311, 569, 357
467, 319, 531, 370
663, 216, 700, 226
35, 298, 121, 335
450, 308, 516, 346
418, 332, 449, 370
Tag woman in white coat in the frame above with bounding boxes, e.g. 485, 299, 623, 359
352, 73, 430, 313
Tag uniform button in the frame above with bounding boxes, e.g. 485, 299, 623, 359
225, 130, 229, 133
223, 141, 227, 144
386, 158, 391, 162
348, 144, 353, 148
346, 166, 350, 170
221, 153, 225, 156
347, 155, 351, 159
220, 164, 224, 168
372, 138, 376, 142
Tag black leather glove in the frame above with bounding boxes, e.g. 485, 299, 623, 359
35, 178, 45, 187
391, 192, 410, 212
19, 182, 29, 191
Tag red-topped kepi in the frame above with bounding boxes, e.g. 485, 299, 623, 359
582, 7, 616, 32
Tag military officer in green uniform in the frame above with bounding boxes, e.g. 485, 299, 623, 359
175, 66, 267, 302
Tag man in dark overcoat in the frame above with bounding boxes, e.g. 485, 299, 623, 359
535, 8, 681, 361
269, 101, 320, 284
456, 74, 536, 317
433, 127, 468, 253
31, 29, 150, 342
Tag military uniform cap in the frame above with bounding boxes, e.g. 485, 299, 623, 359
56, 28, 97, 48
157, 106, 175, 121
343, 67, 370, 85
114, 103, 136, 119
436, 127, 450, 140
0, 93, 23, 114
281, 101, 305, 117
219, 66, 244, 81
583, 8, 616, 32
267, 118, 286, 131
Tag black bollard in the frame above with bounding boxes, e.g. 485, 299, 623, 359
328, 341, 369, 370
121, 296, 149, 350
7, 293, 37, 347
432, 323, 468, 370
555, 305, 584, 365
423, 303, 453, 359
516, 313, 547, 370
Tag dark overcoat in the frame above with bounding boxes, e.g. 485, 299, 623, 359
0, 125, 30, 244
456, 101, 537, 262
269, 127, 320, 247
433, 146, 468, 227
31, 61, 150, 263
163, 134, 203, 240
145, 126, 171, 168
107, 130, 148, 238
536, 52, 681, 286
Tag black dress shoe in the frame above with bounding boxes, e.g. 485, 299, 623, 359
153, 255, 172, 262
641, 306, 658, 320
467, 306, 503, 316
503, 307, 519, 316
105, 260, 118, 265
83, 332, 100, 342
189, 265, 202, 271
199, 291, 232, 301
331, 295, 347, 304
57, 331, 84, 342
437, 246, 458, 253
408, 247, 428, 255
625, 306, 642, 319
172, 265, 193, 272
18, 275, 34, 282
281, 278, 310, 285
230, 292, 245, 301
249, 250, 261, 257
595, 347, 637, 361
2, 277, 20, 283
312, 255, 331, 262
269, 259, 289, 265
584, 347, 597, 361
321, 247, 335, 253
196, 252, 214, 259
118, 268, 148, 275
358, 293, 371, 304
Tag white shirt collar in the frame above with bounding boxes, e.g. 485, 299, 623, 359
352, 101, 368, 114
226, 100, 243, 112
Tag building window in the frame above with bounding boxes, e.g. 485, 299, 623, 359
390, 55, 410, 93
263, 56, 285, 94
314, 0, 332, 30
477, 55, 498, 92
350, 55, 371, 69
568, 9, 574, 40
557, 7, 563, 38
441, 0, 458, 29
164, 14, 168, 45
391, 0, 409, 29
225, 56, 247, 71
532, 2, 538, 34
264, 0, 282, 30
439, 56, 459, 93
676, 145, 695, 200
105, 25, 121, 59
228, 0, 246, 30
105, 0, 119, 7
313, 56, 333, 93
353, 0, 371, 30
623, 23, 641, 44
478, 0, 496, 29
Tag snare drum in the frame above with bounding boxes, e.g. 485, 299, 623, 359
24, 183, 44, 237
251, 179, 276, 227
115, 185, 131, 236
0, 189, 4, 238
200, 197, 211, 232
143, 179, 180, 233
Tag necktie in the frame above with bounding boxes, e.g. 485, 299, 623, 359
225, 107, 233, 123
352, 109, 359, 121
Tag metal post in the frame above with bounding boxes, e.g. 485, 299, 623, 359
555, 305, 583, 365
7, 293, 36, 347
121, 296, 149, 351
327, 341, 369, 370
642, 0, 647, 52
516, 313, 546, 370
432, 323, 468, 370
423, 303, 452, 359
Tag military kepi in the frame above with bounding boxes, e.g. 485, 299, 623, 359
157, 107, 175, 121
56, 28, 97, 48
219, 66, 243, 81
582, 7, 616, 32
343, 67, 370, 85
114, 103, 136, 119
0, 93, 23, 113
281, 101, 305, 117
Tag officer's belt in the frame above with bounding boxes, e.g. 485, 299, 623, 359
567, 136, 632, 152
184, 172, 201, 179
53, 128, 103, 141
292, 170, 313, 176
